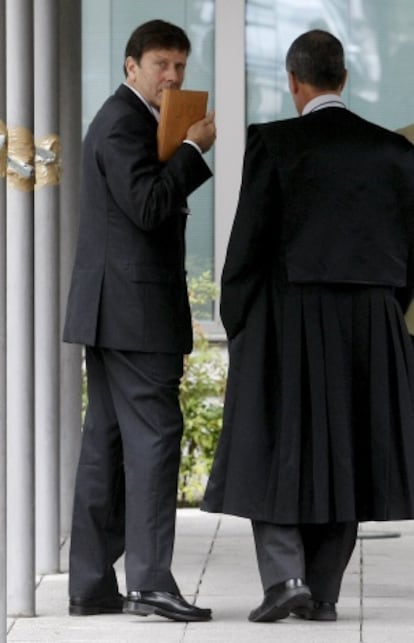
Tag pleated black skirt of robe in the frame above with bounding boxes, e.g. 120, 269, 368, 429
202, 283, 414, 524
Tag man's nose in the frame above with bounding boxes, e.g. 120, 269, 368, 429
165, 65, 180, 84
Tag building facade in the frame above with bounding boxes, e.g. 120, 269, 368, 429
1, 0, 414, 631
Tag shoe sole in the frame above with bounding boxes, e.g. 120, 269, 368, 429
291, 606, 310, 620
249, 590, 311, 623
308, 611, 337, 621
123, 601, 211, 622
69, 606, 123, 616
292, 607, 337, 621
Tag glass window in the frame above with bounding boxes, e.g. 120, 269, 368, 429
246, 0, 414, 130
82, 0, 215, 318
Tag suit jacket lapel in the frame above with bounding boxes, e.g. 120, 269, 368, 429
114, 84, 158, 129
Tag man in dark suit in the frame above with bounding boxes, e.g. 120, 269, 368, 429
202, 30, 414, 623
64, 19, 215, 622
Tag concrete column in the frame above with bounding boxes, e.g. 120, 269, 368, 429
34, 0, 60, 574
214, 0, 245, 331
0, 0, 6, 636
59, 0, 82, 540
6, 0, 35, 617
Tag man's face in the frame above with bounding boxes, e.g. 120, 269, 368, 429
125, 48, 188, 109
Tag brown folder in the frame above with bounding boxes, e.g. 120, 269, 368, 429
157, 89, 208, 162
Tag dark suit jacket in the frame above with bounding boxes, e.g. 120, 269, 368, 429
63, 84, 212, 353
221, 107, 414, 339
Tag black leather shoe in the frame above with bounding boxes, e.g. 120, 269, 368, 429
249, 578, 311, 622
292, 599, 337, 621
69, 593, 124, 616
123, 591, 212, 622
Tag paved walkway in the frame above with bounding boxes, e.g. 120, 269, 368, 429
6, 510, 414, 642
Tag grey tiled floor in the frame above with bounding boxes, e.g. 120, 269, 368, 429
6, 511, 414, 642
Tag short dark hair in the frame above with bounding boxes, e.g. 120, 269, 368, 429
124, 19, 191, 75
285, 30, 346, 90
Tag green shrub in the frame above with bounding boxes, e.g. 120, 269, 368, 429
178, 330, 226, 506
178, 271, 226, 506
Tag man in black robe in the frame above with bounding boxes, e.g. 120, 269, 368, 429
202, 29, 414, 624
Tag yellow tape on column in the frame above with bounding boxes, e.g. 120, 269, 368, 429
7, 126, 35, 191
35, 134, 61, 189
0, 120, 6, 178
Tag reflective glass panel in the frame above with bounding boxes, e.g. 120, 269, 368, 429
246, 0, 414, 130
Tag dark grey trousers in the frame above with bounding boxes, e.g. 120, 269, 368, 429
69, 347, 184, 598
252, 520, 358, 602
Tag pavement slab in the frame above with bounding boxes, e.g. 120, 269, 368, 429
6, 511, 414, 642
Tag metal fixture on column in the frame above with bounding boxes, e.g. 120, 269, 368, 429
6, 0, 35, 616
59, 0, 82, 540
0, 0, 7, 635
34, 0, 60, 575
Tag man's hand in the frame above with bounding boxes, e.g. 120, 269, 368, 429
186, 111, 216, 153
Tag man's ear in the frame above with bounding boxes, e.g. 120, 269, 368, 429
125, 56, 138, 79
339, 69, 348, 92
288, 71, 299, 95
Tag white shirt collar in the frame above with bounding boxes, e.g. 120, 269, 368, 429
302, 93, 346, 116
123, 82, 160, 122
